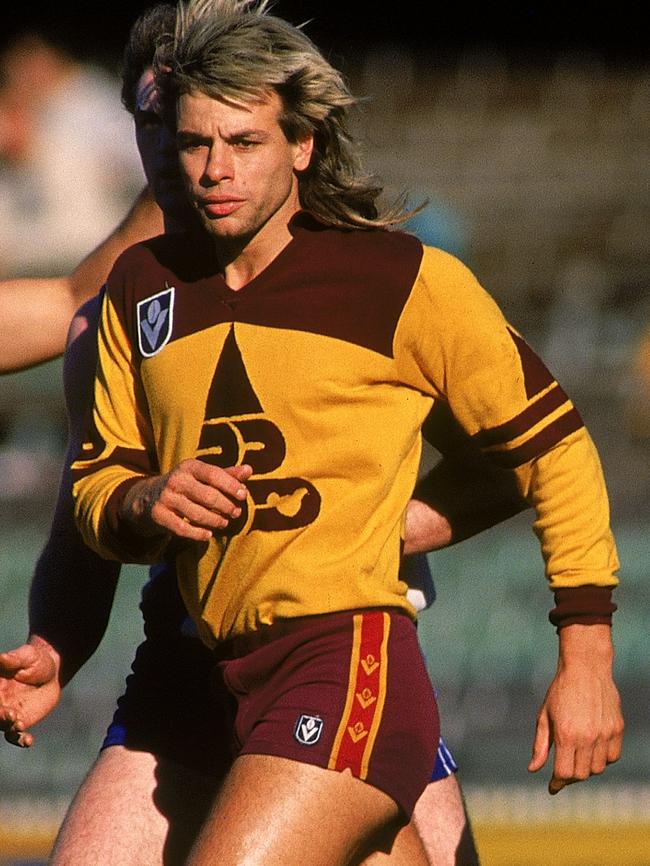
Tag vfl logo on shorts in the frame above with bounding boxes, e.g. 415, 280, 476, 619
294, 714, 324, 746
137, 285, 175, 357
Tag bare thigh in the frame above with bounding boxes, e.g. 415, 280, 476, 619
49, 746, 217, 866
362, 775, 480, 866
186, 754, 431, 866
412, 775, 480, 866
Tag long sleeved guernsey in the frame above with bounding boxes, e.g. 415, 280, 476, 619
71, 213, 619, 647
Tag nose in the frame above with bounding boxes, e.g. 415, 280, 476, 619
202, 142, 234, 185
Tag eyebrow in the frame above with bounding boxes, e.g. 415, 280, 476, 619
176, 129, 208, 143
176, 127, 270, 141
226, 128, 268, 139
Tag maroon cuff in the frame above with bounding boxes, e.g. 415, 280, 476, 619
104, 476, 167, 560
549, 585, 617, 630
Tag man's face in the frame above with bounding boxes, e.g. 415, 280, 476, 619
133, 68, 189, 221
176, 90, 313, 248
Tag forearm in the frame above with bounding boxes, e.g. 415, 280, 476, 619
120, 475, 174, 538
403, 499, 452, 555
0, 187, 163, 374
409, 454, 528, 552
0, 276, 76, 372
28, 524, 120, 687
74, 470, 170, 563
69, 187, 163, 310
29, 444, 120, 686
0, 515, 116, 743
515, 428, 619, 626
524, 432, 618, 586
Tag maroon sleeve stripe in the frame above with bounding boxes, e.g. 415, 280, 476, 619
70, 445, 157, 483
473, 383, 575, 449
485, 408, 584, 468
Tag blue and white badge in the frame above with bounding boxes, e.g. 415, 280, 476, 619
294, 713, 324, 746
137, 284, 175, 357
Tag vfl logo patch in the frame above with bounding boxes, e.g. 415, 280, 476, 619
137, 285, 174, 357
294, 714, 324, 746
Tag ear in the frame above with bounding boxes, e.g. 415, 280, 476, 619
293, 133, 314, 172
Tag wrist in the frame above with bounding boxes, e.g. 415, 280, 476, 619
119, 475, 166, 538
557, 623, 615, 669
27, 633, 62, 681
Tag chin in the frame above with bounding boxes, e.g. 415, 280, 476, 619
202, 217, 247, 240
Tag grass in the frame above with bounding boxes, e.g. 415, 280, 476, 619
1, 820, 649, 865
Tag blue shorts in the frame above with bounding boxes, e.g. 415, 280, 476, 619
102, 560, 458, 784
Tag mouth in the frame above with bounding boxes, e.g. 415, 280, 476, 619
198, 197, 245, 218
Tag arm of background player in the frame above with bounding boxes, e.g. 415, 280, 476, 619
404, 402, 530, 554
0, 186, 163, 373
0, 299, 120, 746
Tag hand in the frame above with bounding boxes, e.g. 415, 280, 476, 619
120, 460, 253, 542
403, 498, 452, 555
528, 624, 624, 794
0, 637, 61, 748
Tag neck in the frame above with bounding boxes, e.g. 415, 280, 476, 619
218, 186, 302, 291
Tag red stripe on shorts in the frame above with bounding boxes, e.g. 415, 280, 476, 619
327, 610, 390, 780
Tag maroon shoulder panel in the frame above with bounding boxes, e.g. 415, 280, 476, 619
107, 218, 424, 361
507, 327, 555, 399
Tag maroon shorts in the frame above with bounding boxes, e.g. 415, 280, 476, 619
214, 608, 439, 818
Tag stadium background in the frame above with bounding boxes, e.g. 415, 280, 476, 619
0, 3, 648, 864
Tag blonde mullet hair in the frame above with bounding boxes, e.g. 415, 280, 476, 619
159, 0, 410, 229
